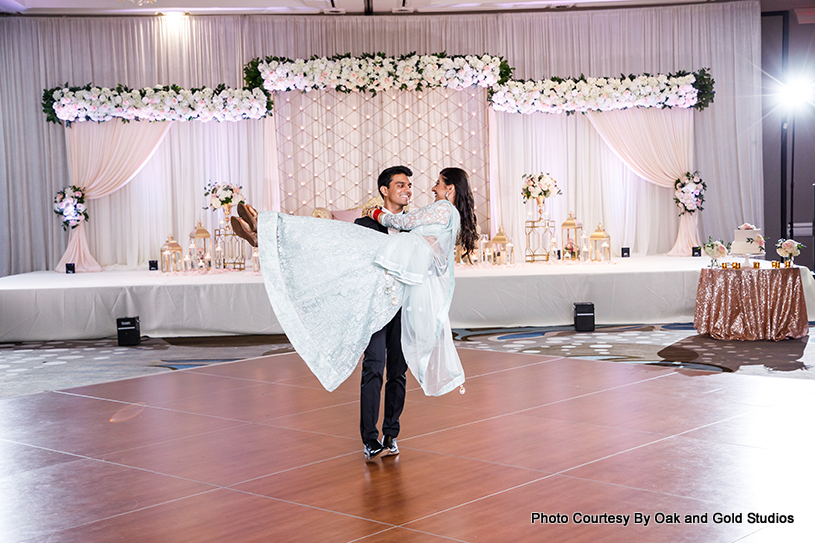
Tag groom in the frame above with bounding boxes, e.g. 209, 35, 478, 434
356, 165, 413, 460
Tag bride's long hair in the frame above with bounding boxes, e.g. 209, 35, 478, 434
440, 167, 478, 257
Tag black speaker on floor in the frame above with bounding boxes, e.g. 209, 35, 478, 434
116, 317, 141, 346
621, 247, 630, 258
574, 302, 595, 332
65, 263, 76, 274
692, 246, 702, 257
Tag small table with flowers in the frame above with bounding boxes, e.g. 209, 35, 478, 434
694, 266, 809, 341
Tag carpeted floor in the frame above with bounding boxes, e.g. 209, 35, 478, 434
1, 323, 813, 399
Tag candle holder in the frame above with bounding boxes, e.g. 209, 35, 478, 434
561, 212, 582, 260
491, 227, 510, 265
589, 223, 611, 261
189, 221, 212, 268
772, 261, 781, 268
160, 235, 183, 272
753, 262, 760, 269
733, 262, 741, 269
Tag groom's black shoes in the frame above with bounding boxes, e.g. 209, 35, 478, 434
383, 435, 399, 456
363, 439, 385, 460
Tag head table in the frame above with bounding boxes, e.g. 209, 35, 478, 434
694, 266, 809, 341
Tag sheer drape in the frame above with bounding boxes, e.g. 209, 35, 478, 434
587, 108, 697, 255
56, 119, 171, 272
0, 3, 762, 275
93, 120, 267, 268
493, 111, 679, 255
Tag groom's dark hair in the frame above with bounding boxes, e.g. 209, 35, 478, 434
377, 165, 413, 191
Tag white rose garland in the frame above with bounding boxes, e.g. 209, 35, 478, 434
256, 53, 507, 95
45, 85, 268, 124
490, 72, 708, 114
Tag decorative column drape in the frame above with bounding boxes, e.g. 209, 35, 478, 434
56, 119, 172, 272
586, 108, 697, 255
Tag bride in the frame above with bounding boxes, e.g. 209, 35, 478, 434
235, 167, 478, 396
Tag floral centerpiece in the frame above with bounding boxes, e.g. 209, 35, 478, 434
53, 186, 89, 230
702, 236, 728, 267
776, 239, 804, 262
204, 182, 246, 217
521, 173, 561, 202
673, 171, 706, 216
522, 173, 561, 221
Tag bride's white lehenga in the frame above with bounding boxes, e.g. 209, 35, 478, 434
258, 199, 465, 396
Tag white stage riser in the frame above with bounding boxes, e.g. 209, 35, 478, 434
2, 258, 814, 342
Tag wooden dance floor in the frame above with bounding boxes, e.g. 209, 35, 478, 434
2, 348, 813, 542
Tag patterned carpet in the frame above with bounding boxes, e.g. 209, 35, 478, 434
454, 324, 815, 378
1, 324, 813, 399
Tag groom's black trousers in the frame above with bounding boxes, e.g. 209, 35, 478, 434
360, 309, 407, 443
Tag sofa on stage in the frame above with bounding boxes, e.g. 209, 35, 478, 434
3, 257, 815, 342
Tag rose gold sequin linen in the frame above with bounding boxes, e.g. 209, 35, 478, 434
694, 267, 809, 341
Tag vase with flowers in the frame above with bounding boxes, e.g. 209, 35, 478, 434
702, 237, 729, 268
204, 181, 246, 219
521, 173, 561, 221
776, 238, 804, 267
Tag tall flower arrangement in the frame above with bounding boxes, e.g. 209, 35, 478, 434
673, 171, 706, 215
204, 182, 246, 211
521, 173, 561, 202
54, 186, 89, 230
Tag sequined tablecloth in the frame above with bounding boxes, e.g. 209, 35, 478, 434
694, 267, 809, 341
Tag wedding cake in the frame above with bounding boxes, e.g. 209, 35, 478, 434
730, 224, 764, 255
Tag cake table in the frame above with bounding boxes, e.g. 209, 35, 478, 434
694, 266, 809, 341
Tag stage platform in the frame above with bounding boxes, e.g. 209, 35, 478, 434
3, 257, 815, 342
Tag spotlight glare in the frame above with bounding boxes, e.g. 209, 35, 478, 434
781, 79, 814, 108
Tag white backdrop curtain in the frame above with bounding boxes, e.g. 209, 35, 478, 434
0, 2, 763, 275
94, 120, 267, 269
586, 108, 697, 255
493, 112, 680, 256
56, 119, 171, 272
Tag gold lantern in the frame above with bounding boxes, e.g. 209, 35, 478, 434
189, 221, 212, 269
491, 227, 510, 265
561, 212, 583, 260
589, 223, 612, 261
160, 235, 184, 272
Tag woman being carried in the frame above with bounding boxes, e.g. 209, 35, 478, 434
234, 167, 478, 396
